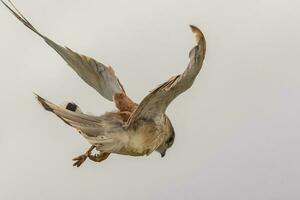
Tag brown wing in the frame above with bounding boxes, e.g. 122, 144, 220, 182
2, 0, 136, 111
127, 25, 206, 128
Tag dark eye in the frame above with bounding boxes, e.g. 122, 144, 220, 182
166, 134, 174, 146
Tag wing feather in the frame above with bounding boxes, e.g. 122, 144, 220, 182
127, 25, 206, 128
2, 0, 125, 102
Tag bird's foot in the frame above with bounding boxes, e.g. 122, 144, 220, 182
72, 153, 89, 167
72, 145, 95, 167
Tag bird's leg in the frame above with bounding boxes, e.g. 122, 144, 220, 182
88, 152, 110, 163
72, 145, 95, 167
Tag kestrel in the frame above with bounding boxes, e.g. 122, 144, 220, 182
2, 0, 206, 167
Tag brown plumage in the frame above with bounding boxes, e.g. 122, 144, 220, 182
2, 0, 206, 167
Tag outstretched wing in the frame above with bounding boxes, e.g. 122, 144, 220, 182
1, 0, 129, 103
127, 25, 206, 128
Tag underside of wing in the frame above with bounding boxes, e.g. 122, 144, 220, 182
127, 25, 206, 128
46, 43, 125, 102
1, 0, 135, 105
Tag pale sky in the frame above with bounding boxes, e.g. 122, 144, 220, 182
0, 0, 300, 199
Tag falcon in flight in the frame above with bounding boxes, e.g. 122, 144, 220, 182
2, 0, 206, 167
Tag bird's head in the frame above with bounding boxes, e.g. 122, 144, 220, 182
157, 117, 175, 158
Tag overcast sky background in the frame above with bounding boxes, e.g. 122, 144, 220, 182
0, 0, 299, 199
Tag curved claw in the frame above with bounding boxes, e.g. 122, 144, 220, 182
72, 155, 88, 167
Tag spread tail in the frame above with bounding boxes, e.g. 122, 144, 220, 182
35, 94, 101, 135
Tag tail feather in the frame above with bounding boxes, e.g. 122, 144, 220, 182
35, 94, 73, 126
35, 94, 126, 151
35, 94, 100, 129
35, 94, 54, 111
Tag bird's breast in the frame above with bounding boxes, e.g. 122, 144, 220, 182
121, 123, 167, 156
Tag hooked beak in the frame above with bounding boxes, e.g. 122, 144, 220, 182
160, 151, 166, 158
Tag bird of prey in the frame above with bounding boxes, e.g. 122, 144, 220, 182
2, 0, 206, 167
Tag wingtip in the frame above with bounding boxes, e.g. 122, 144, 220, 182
189, 24, 200, 33
1, 0, 9, 8
189, 24, 205, 45
33, 92, 39, 97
